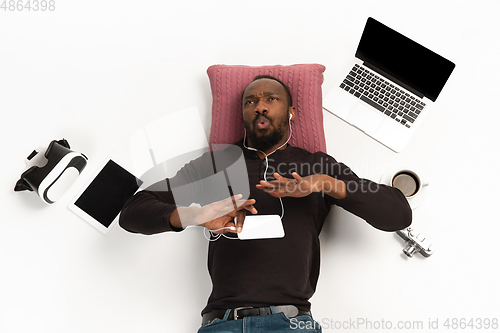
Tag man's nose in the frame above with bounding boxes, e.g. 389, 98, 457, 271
254, 99, 268, 114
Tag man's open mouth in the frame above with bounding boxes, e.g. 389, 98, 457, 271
255, 116, 270, 130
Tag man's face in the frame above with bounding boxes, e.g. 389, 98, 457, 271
242, 78, 292, 152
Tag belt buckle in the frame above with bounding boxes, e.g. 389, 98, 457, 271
233, 307, 253, 320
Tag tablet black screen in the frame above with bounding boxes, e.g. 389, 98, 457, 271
74, 160, 142, 228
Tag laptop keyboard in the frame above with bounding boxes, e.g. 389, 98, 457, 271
340, 64, 426, 128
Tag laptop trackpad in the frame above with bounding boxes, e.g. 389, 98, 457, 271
347, 103, 384, 135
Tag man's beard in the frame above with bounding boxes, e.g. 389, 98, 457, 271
245, 114, 288, 152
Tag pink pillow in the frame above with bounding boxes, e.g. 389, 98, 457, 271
207, 64, 327, 153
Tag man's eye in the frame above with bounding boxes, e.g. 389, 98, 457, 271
269, 97, 278, 101
245, 100, 254, 105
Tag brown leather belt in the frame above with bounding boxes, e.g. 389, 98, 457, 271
202, 305, 311, 324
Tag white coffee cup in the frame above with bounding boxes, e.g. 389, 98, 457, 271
391, 169, 429, 198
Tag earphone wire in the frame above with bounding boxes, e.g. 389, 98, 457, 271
204, 116, 293, 242
243, 117, 293, 219
203, 226, 239, 241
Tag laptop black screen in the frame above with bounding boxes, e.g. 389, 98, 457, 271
355, 17, 455, 101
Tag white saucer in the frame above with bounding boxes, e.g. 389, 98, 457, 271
380, 166, 429, 210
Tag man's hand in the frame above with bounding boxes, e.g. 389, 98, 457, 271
170, 195, 258, 233
256, 172, 347, 200
196, 195, 257, 233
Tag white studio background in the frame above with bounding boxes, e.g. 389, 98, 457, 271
1, 1, 499, 332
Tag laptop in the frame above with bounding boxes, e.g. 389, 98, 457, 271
323, 17, 455, 152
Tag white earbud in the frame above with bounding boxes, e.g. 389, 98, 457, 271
289, 114, 292, 120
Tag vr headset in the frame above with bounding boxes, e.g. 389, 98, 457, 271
15, 139, 88, 204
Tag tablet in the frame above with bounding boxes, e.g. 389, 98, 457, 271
68, 152, 143, 234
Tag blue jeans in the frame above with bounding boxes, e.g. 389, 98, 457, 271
197, 306, 322, 333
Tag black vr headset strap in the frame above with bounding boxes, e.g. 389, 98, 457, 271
14, 139, 72, 193
14, 166, 37, 192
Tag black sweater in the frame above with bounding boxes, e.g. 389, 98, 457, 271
119, 141, 412, 315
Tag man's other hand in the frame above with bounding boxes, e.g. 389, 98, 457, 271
256, 172, 347, 200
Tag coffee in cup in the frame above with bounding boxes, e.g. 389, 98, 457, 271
391, 170, 428, 198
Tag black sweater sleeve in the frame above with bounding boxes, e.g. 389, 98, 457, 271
119, 153, 213, 235
119, 182, 184, 234
119, 148, 233, 235
327, 161, 412, 232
